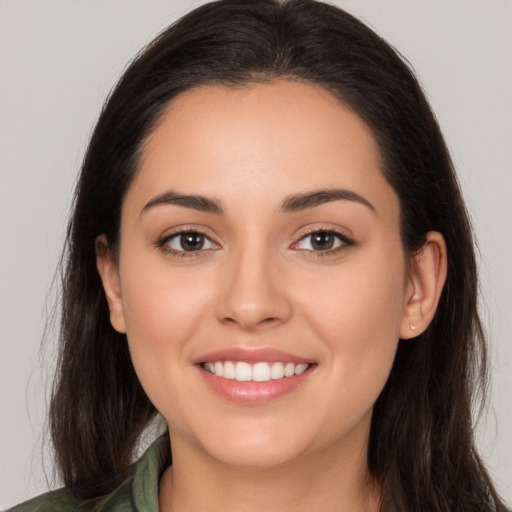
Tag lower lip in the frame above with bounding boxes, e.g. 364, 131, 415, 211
198, 365, 314, 404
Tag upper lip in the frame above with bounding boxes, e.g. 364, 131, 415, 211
193, 347, 313, 365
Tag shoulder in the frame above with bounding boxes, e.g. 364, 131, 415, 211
5, 480, 133, 512
6, 434, 170, 512
5, 488, 90, 512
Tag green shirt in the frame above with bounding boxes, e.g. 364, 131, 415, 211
7, 436, 170, 512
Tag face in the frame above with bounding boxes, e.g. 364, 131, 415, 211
99, 81, 418, 470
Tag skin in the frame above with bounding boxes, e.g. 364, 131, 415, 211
97, 81, 447, 511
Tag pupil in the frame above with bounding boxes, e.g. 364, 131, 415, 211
181, 233, 204, 251
312, 232, 334, 250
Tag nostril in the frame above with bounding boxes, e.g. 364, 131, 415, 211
261, 317, 280, 325
221, 315, 282, 330
215, 274, 293, 329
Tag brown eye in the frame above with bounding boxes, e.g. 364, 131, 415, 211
180, 233, 205, 251
294, 230, 353, 253
162, 231, 217, 253
310, 232, 335, 250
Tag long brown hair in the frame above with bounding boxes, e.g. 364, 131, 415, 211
49, 1, 509, 510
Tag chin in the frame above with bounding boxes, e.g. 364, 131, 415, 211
210, 443, 303, 470
196, 420, 314, 470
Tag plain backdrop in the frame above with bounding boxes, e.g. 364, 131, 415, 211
1, 0, 511, 509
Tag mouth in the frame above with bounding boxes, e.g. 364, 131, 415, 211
201, 361, 310, 382
195, 348, 315, 404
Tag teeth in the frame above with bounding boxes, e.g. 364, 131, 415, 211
235, 362, 252, 382
294, 363, 309, 375
270, 362, 285, 379
284, 362, 295, 377
223, 361, 236, 379
253, 362, 271, 382
202, 361, 310, 381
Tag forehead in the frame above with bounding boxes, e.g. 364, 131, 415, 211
127, 80, 398, 220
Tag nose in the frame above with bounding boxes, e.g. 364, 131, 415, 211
215, 244, 293, 331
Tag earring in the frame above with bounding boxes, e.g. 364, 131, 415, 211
409, 324, 417, 331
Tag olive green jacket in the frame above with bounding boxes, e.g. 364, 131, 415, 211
6, 437, 170, 512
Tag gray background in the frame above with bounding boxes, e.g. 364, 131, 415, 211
1, 0, 511, 508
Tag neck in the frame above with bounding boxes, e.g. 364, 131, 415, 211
159, 430, 381, 512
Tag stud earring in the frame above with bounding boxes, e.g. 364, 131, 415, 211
409, 324, 417, 331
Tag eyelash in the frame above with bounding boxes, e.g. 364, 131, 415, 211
157, 228, 217, 258
293, 228, 355, 258
157, 228, 354, 258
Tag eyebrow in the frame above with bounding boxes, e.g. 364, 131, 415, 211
141, 187, 376, 216
141, 190, 224, 215
279, 188, 376, 214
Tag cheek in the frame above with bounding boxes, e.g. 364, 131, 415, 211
119, 265, 217, 441
298, 247, 406, 406
302, 248, 406, 337
121, 255, 211, 337
118, 257, 216, 395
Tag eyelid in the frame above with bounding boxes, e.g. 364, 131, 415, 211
290, 226, 355, 254
156, 226, 220, 256
155, 224, 354, 258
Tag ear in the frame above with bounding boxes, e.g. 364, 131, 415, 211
400, 231, 447, 339
95, 235, 126, 333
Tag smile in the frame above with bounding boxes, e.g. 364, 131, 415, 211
202, 361, 310, 382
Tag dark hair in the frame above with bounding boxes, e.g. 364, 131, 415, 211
49, 0, 508, 510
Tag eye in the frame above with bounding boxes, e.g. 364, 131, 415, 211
161, 230, 217, 253
294, 230, 353, 252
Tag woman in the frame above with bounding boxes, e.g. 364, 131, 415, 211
8, 0, 509, 510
